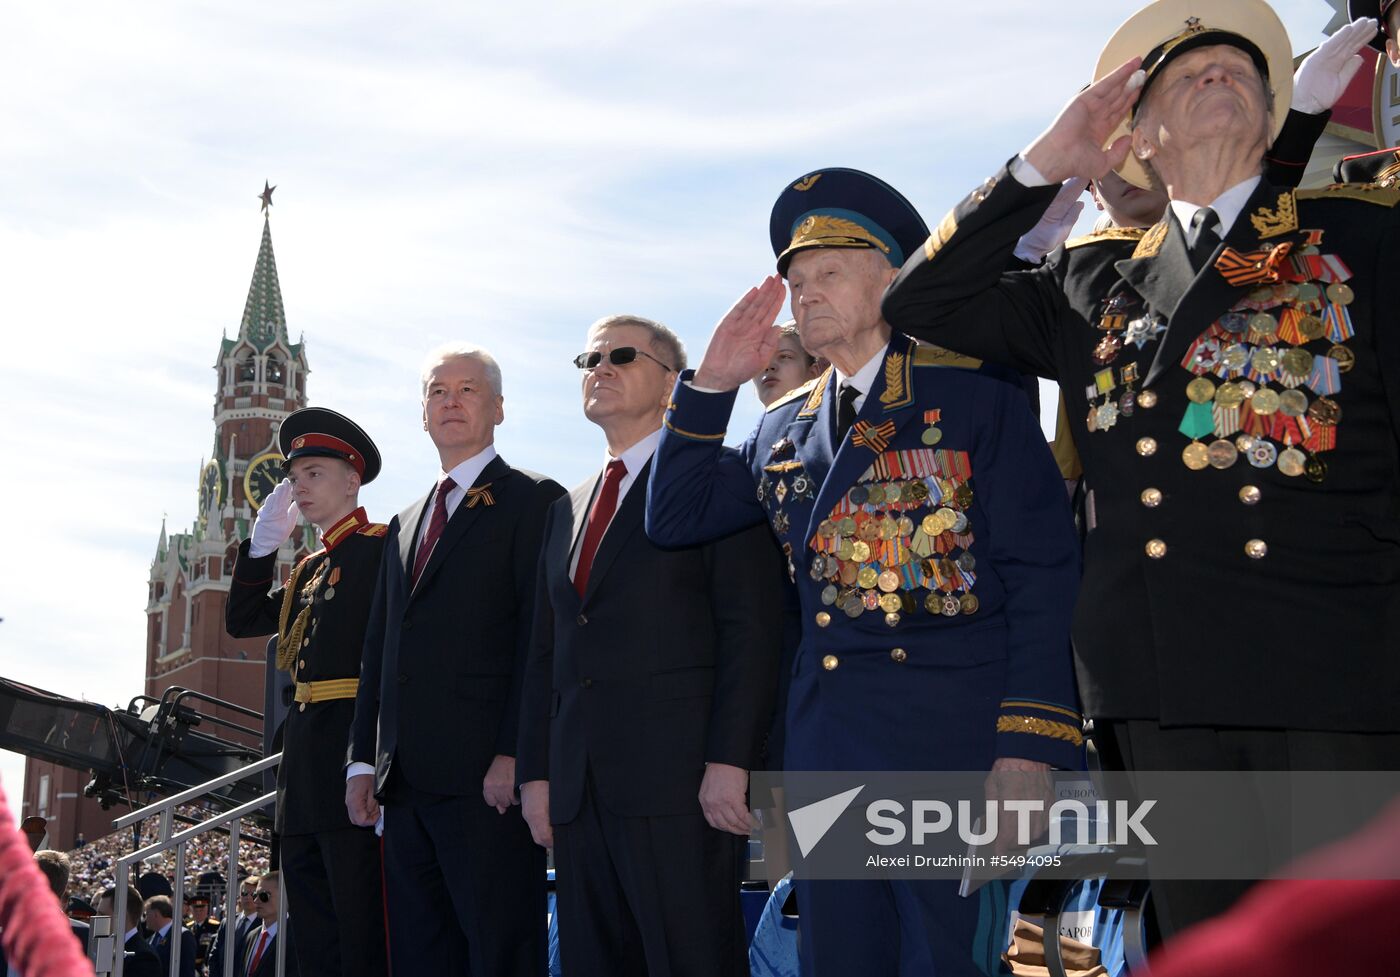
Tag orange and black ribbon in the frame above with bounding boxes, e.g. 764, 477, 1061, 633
851, 420, 897, 453
1214, 241, 1295, 286
464, 485, 495, 508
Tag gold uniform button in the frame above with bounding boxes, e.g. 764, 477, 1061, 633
1137, 390, 1159, 409
815, 611, 832, 628
1245, 538, 1268, 559
298, 659, 306, 670
1239, 485, 1262, 505
890, 647, 908, 664
822, 654, 839, 671
1140, 488, 1163, 508
302, 638, 310, 648
1145, 539, 1167, 559
1136, 437, 1158, 457
298, 703, 306, 712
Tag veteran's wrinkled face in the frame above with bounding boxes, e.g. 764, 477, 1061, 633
1132, 43, 1271, 168
422, 355, 503, 457
580, 324, 676, 428
786, 248, 895, 358
753, 332, 822, 407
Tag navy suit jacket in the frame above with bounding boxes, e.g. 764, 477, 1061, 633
350, 454, 565, 796
647, 333, 1084, 771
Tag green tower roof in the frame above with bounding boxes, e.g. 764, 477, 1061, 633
237, 217, 289, 352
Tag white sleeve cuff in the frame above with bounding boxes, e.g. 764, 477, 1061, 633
346, 762, 375, 781
1011, 155, 1054, 188
683, 379, 726, 394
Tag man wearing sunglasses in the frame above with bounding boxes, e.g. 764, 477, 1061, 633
518, 315, 781, 977
348, 343, 565, 977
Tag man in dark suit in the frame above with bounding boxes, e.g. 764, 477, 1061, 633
98, 886, 161, 977
207, 877, 259, 977
881, 0, 1400, 938
145, 896, 196, 977
226, 407, 389, 977
240, 873, 295, 977
347, 343, 565, 977
519, 315, 782, 977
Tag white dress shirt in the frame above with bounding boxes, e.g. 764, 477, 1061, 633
834, 345, 888, 415
1168, 176, 1260, 239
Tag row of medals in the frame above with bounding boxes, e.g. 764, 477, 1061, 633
1087, 246, 1352, 482
806, 471, 979, 627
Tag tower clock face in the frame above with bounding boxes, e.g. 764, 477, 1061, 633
244, 451, 285, 511
198, 460, 224, 529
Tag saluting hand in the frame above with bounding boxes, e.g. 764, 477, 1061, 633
692, 275, 789, 392
699, 762, 755, 836
1023, 57, 1144, 185
249, 479, 300, 558
1293, 17, 1378, 114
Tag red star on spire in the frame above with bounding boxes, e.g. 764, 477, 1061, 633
259, 181, 276, 213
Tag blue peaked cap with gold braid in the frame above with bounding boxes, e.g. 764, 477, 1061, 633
770, 168, 929, 277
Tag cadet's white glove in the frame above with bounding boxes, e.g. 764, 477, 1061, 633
1294, 18, 1378, 114
249, 478, 300, 557
1014, 177, 1089, 264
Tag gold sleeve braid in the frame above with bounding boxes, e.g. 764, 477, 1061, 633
996, 715, 1084, 747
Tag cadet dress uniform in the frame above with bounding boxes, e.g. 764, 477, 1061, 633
882, 0, 1400, 935
226, 408, 390, 977
646, 170, 1083, 977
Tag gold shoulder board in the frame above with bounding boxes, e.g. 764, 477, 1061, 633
765, 375, 822, 412
357, 523, 389, 537
1063, 226, 1146, 250
912, 344, 982, 369
1297, 184, 1400, 207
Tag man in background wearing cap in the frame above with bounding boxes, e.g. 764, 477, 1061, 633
347, 344, 565, 977
185, 896, 220, 976
1334, 0, 1400, 183
884, 0, 1400, 937
227, 406, 389, 977
647, 169, 1082, 976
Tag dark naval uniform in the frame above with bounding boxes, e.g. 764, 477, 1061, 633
647, 169, 1083, 977
226, 408, 389, 977
885, 166, 1400, 744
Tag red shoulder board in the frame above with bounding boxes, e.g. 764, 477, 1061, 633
356, 523, 389, 537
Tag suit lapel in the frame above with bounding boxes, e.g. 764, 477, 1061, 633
581, 458, 650, 604
1131, 181, 1296, 387
412, 455, 511, 596
397, 493, 432, 577
567, 471, 601, 568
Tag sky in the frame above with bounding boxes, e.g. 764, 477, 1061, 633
0, 0, 1344, 811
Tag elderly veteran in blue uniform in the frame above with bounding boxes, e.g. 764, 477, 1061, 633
883, 0, 1400, 939
646, 170, 1082, 977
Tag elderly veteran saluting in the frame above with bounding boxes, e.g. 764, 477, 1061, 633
226, 406, 389, 977
646, 170, 1083, 976
883, 0, 1400, 937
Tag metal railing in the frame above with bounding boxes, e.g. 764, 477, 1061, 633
99, 752, 285, 977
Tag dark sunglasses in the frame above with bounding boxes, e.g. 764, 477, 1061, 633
254, 891, 272, 903
573, 347, 674, 372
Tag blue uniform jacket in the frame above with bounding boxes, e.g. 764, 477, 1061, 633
646, 332, 1084, 771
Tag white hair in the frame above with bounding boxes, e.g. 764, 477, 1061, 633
419, 342, 503, 397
